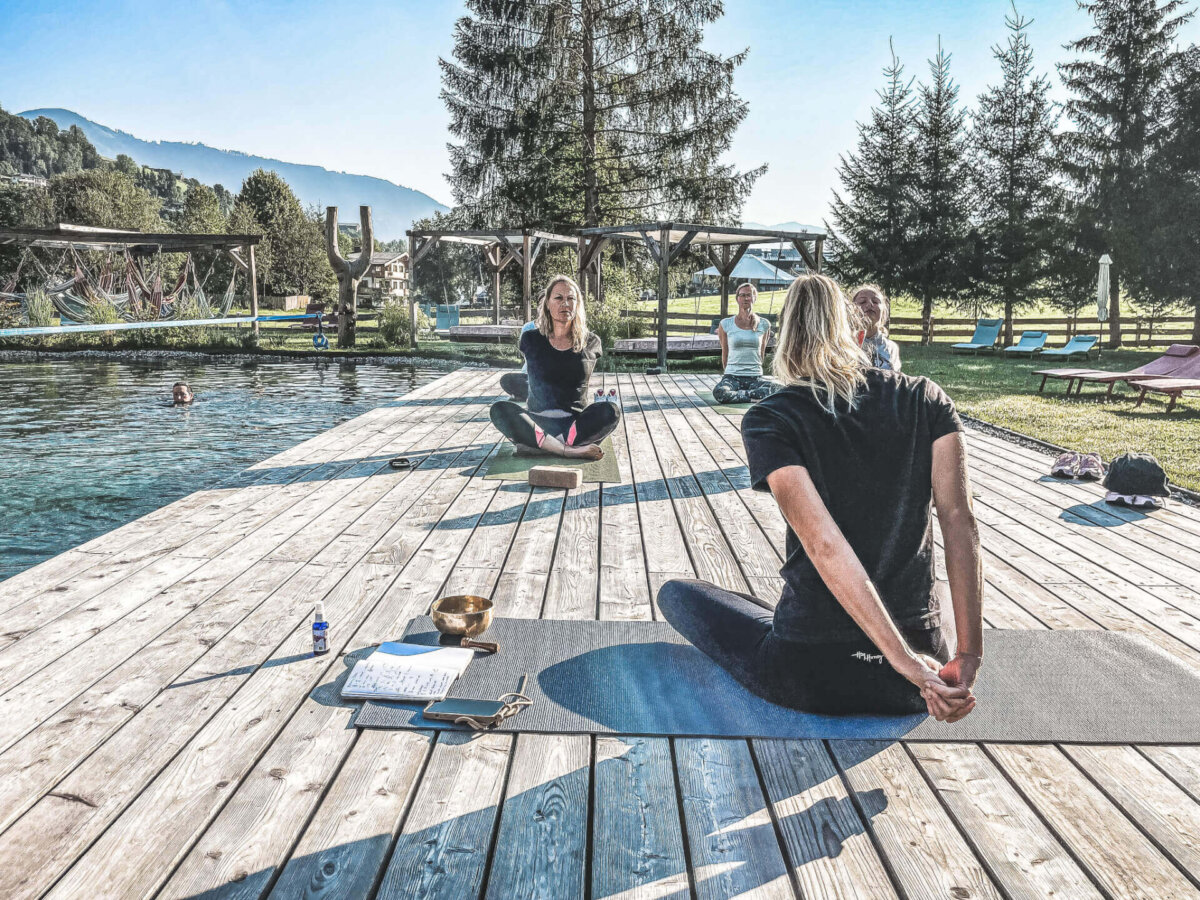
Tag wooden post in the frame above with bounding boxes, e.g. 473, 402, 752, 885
407, 230, 418, 350
247, 244, 259, 340
814, 238, 824, 273
719, 245, 730, 318
522, 231, 533, 322
657, 226, 670, 369
491, 246, 501, 325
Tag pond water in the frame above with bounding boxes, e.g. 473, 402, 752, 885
0, 356, 447, 581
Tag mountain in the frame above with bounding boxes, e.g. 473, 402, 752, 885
18, 108, 447, 240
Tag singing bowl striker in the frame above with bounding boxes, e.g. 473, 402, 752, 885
431, 594, 494, 637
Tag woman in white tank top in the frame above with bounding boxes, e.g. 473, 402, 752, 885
714, 282, 779, 403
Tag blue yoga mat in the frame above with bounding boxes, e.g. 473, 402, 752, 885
351, 617, 1200, 742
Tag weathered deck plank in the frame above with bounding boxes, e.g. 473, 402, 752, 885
3, 367, 1200, 899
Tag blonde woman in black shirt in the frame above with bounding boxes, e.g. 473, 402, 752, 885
658, 274, 984, 720
489, 275, 619, 460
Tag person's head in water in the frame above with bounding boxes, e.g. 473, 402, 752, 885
172, 382, 194, 404
773, 274, 868, 414
734, 282, 758, 317
536, 274, 589, 352
849, 284, 889, 336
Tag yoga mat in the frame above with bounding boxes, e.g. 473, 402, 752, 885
353, 617, 1200, 743
483, 435, 620, 483
696, 390, 751, 416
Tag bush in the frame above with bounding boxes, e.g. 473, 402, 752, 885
167, 295, 213, 347
24, 288, 55, 327
378, 301, 430, 346
585, 297, 647, 349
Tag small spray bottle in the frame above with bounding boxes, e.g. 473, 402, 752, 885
312, 602, 329, 655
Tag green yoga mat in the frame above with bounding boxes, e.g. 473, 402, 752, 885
696, 390, 752, 416
484, 435, 621, 483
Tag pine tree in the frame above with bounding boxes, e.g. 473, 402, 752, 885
827, 42, 917, 299
1134, 47, 1200, 341
1058, 0, 1194, 346
440, 0, 762, 233
970, 6, 1059, 344
906, 40, 972, 329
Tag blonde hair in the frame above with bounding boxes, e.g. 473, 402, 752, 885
849, 283, 891, 332
537, 274, 588, 352
772, 274, 868, 414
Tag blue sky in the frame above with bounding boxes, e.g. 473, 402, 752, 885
3, 0, 1198, 225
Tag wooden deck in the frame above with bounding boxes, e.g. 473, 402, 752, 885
2, 367, 1200, 899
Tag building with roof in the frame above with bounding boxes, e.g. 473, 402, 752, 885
692, 252, 802, 290
362, 250, 409, 302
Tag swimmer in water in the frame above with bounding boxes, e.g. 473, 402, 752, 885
172, 382, 194, 404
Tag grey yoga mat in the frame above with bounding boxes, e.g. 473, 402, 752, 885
352, 617, 1200, 742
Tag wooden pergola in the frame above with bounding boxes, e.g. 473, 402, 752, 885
577, 222, 826, 368
405, 228, 576, 348
0, 223, 264, 334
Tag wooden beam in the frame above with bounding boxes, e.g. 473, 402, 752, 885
247, 244, 259, 340
522, 232, 533, 322
792, 239, 818, 271
225, 249, 249, 273
666, 230, 698, 265
814, 237, 824, 274
657, 225, 670, 369
640, 232, 662, 265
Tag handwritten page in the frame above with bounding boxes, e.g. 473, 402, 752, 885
341, 641, 474, 702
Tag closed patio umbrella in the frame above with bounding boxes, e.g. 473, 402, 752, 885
1097, 254, 1112, 322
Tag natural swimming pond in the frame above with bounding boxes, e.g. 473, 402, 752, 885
0, 356, 447, 581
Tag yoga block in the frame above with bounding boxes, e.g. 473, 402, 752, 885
528, 466, 583, 489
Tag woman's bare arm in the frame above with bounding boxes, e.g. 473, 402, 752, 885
719, 325, 729, 370
931, 432, 984, 682
765, 465, 972, 718
760, 325, 771, 360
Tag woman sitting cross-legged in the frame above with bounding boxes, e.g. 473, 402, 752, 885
713, 282, 779, 404
489, 275, 619, 461
850, 283, 902, 371
658, 273, 984, 721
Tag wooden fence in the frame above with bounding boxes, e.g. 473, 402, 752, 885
620, 309, 1196, 347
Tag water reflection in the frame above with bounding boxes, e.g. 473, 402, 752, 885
0, 357, 444, 580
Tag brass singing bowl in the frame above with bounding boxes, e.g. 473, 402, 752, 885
431, 594, 494, 637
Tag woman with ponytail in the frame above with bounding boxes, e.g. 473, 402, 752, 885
657, 274, 983, 721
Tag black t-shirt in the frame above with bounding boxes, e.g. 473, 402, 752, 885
521, 328, 603, 415
741, 369, 963, 643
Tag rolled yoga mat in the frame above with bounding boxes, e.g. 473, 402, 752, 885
352, 617, 1200, 742
483, 435, 620, 483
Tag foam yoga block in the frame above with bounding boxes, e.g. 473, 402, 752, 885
528, 466, 583, 489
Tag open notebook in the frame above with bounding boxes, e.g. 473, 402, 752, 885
341, 641, 475, 702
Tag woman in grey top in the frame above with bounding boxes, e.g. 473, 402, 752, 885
713, 283, 778, 403
850, 284, 901, 371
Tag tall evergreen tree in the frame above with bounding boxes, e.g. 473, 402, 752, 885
970, 6, 1059, 344
1134, 46, 1200, 341
440, 0, 763, 233
1058, 0, 1194, 346
905, 40, 972, 328
827, 42, 917, 298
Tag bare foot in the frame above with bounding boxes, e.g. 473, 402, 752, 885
563, 442, 604, 461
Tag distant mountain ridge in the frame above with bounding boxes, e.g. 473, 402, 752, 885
18, 108, 447, 240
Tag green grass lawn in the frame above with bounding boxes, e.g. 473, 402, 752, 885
897, 345, 1199, 491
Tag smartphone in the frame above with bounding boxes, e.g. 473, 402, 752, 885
423, 698, 507, 725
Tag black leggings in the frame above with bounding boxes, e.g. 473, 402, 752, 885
500, 372, 529, 402
489, 400, 620, 449
713, 374, 778, 403
657, 578, 949, 715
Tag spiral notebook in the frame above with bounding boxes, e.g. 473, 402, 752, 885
341, 641, 475, 702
